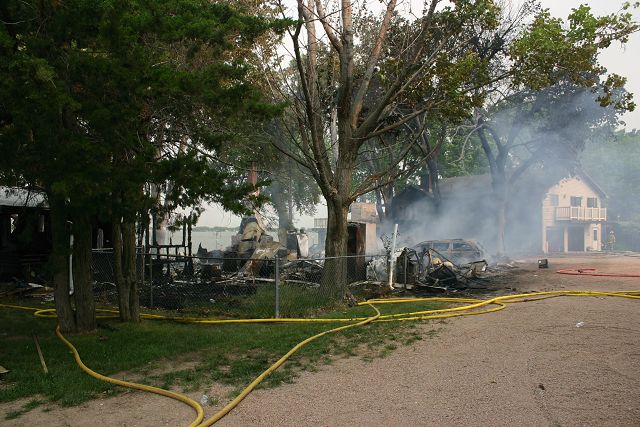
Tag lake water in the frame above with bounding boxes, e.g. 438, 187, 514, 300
169, 230, 320, 252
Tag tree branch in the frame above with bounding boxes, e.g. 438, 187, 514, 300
351, 0, 398, 126
313, 0, 342, 53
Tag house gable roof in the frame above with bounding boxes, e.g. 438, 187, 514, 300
545, 170, 608, 200
575, 170, 607, 199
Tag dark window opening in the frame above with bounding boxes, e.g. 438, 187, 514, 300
587, 197, 598, 208
593, 229, 598, 241
570, 196, 582, 207
550, 194, 559, 206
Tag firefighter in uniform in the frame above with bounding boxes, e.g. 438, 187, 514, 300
607, 230, 616, 251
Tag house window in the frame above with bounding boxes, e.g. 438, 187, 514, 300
593, 229, 598, 241
570, 196, 582, 207
550, 194, 559, 206
587, 197, 598, 208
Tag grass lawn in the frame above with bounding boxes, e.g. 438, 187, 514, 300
0, 298, 446, 419
143, 281, 392, 319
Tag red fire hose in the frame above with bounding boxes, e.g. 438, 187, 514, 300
557, 268, 640, 278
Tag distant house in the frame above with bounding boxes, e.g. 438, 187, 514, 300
388, 170, 608, 255
542, 175, 607, 253
0, 187, 50, 279
0, 187, 115, 280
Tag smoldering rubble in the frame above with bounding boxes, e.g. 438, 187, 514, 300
365, 246, 490, 292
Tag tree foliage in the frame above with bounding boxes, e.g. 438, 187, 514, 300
462, 2, 638, 253
581, 129, 640, 222
0, 0, 284, 330
275, 0, 506, 277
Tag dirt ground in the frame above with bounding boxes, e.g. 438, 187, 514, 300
3, 254, 640, 426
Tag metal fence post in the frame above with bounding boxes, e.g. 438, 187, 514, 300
140, 249, 145, 292
149, 254, 154, 308
404, 253, 408, 290
388, 223, 398, 289
275, 256, 280, 319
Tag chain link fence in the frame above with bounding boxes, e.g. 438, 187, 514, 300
91, 250, 388, 318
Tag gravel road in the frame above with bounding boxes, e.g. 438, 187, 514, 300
217, 254, 640, 426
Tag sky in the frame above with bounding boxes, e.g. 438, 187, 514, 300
540, 0, 640, 130
197, 0, 640, 229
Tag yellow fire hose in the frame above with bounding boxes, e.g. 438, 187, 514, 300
2, 289, 640, 426
55, 325, 206, 427
197, 304, 381, 426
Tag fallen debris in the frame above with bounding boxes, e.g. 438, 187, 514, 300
33, 334, 49, 374
0, 280, 53, 298
366, 246, 492, 292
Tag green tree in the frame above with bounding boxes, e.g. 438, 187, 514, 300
0, 0, 282, 331
471, 4, 637, 253
581, 129, 640, 224
215, 120, 322, 243
271, 0, 502, 292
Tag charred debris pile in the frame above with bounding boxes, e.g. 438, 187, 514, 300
368, 247, 492, 293
131, 216, 319, 309
127, 218, 512, 310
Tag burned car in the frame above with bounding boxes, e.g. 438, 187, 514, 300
413, 239, 484, 264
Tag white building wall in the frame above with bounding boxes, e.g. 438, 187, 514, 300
542, 176, 604, 253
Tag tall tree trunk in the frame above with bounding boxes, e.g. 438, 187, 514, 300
287, 172, 295, 226
494, 178, 508, 256
374, 188, 385, 221
271, 182, 293, 244
496, 195, 507, 256
72, 215, 96, 332
381, 184, 393, 216
426, 157, 441, 210
113, 219, 140, 321
322, 197, 349, 299
50, 197, 76, 333
113, 220, 127, 317
477, 123, 509, 256
122, 221, 139, 321
322, 134, 356, 289
330, 107, 339, 165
